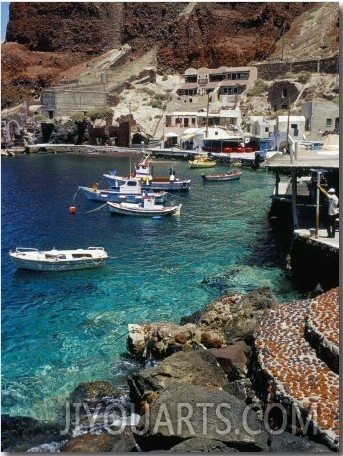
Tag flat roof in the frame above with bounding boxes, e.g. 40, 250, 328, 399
261, 148, 339, 169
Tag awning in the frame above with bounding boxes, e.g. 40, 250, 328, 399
165, 132, 179, 137
180, 134, 195, 140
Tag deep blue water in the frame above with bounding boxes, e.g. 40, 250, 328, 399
1, 153, 301, 421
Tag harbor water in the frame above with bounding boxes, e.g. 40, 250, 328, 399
1, 152, 302, 422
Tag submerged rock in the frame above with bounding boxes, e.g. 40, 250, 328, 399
69, 380, 124, 406
60, 428, 138, 453
1, 414, 64, 452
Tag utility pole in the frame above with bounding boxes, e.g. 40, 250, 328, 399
205, 92, 209, 138
281, 23, 286, 61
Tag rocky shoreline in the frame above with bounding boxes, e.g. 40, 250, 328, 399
1, 287, 339, 452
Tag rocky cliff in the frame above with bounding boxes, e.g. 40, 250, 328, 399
1, 2, 339, 108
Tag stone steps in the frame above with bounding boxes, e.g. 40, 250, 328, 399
254, 288, 339, 450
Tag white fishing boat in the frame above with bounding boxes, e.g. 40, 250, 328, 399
107, 193, 182, 217
104, 154, 192, 192
9, 247, 108, 271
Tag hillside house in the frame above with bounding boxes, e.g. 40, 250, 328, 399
177, 66, 257, 101
245, 116, 277, 139
301, 101, 339, 140
165, 106, 241, 130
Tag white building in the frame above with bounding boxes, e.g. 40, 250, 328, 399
245, 116, 277, 139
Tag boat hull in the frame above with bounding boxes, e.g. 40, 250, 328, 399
103, 175, 191, 192
107, 202, 182, 217
141, 180, 191, 192
9, 247, 108, 271
188, 160, 216, 169
201, 172, 242, 181
79, 186, 166, 203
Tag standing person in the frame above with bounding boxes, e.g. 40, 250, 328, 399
169, 169, 175, 183
318, 185, 339, 238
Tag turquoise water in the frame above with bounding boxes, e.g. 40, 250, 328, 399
1, 153, 300, 421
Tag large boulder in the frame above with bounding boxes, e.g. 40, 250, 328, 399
128, 350, 228, 407
134, 383, 269, 452
268, 431, 331, 452
196, 288, 277, 345
127, 322, 225, 360
168, 437, 239, 452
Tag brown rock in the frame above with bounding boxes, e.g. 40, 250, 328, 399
174, 331, 191, 344
209, 345, 248, 379
60, 430, 137, 453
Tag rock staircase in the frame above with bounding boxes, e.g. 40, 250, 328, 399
45, 49, 156, 117
254, 288, 339, 450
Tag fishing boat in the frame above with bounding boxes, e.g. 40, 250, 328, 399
201, 170, 242, 181
78, 177, 166, 203
188, 155, 216, 169
9, 247, 108, 271
107, 193, 182, 217
104, 154, 191, 192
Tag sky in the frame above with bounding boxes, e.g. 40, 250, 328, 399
1, 1, 9, 40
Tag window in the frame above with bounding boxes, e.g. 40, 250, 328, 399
326, 118, 332, 128
282, 88, 288, 98
291, 124, 299, 137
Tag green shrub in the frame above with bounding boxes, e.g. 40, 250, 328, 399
296, 72, 311, 84
246, 79, 269, 97
285, 72, 296, 79
32, 114, 50, 122
71, 112, 88, 122
88, 106, 113, 121
150, 100, 163, 109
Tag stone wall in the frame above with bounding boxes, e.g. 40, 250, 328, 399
254, 56, 339, 80
290, 233, 339, 291
41, 88, 108, 118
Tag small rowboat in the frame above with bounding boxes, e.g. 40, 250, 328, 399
188, 155, 216, 169
9, 247, 108, 271
107, 193, 181, 217
201, 171, 242, 181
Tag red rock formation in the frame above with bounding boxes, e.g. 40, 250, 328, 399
1, 2, 339, 108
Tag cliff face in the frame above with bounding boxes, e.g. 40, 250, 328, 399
6, 2, 123, 53
1, 2, 339, 108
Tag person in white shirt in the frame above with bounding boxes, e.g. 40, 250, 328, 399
318, 185, 339, 238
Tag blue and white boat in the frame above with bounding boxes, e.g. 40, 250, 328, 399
79, 177, 167, 204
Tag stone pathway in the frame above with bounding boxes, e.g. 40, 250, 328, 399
254, 287, 339, 450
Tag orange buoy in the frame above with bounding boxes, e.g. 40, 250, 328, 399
69, 206, 76, 214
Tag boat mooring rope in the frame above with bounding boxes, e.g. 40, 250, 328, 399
86, 202, 108, 213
